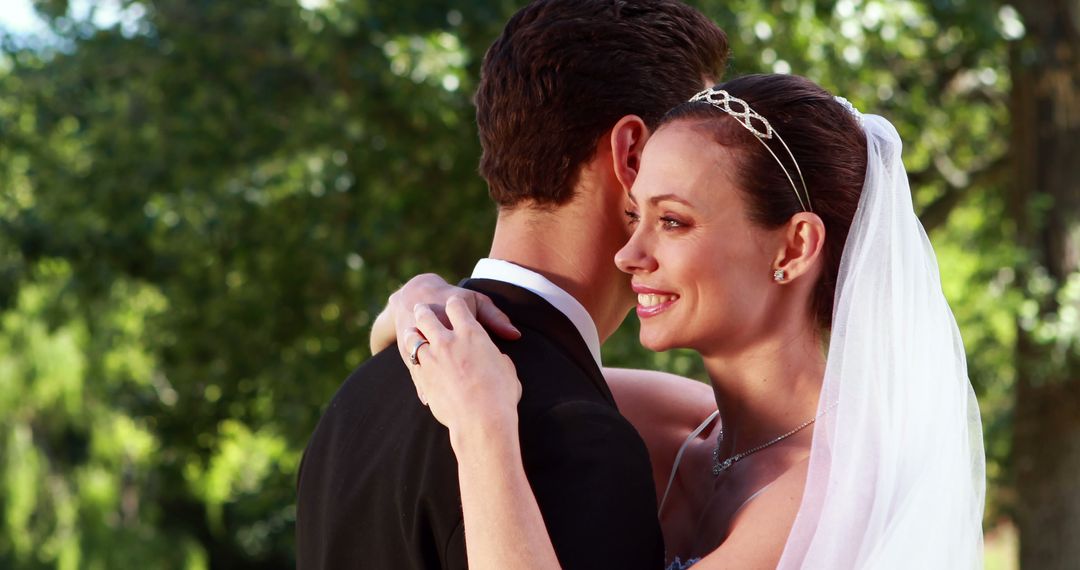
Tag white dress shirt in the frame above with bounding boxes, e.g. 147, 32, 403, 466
471, 258, 602, 368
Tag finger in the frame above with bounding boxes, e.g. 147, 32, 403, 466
400, 327, 426, 364
393, 305, 421, 356
414, 303, 451, 329
392, 303, 446, 348
403, 347, 430, 406
413, 303, 453, 343
445, 295, 486, 334
473, 294, 521, 340
396, 273, 450, 308
391, 289, 421, 347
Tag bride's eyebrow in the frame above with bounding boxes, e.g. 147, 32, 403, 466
625, 192, 696, 209
650, 193, 694, 208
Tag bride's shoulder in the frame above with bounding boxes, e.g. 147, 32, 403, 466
602, 368, 717, 498
601, 368, 716, 471
602, 367, 716, 429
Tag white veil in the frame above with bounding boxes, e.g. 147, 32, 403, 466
777, 114, 986, 568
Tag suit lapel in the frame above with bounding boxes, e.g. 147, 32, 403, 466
461, 278, 615, 407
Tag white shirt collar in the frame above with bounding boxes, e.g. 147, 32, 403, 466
471, 258, 602, 367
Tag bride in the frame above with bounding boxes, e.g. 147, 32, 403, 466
370, 74, 985, 568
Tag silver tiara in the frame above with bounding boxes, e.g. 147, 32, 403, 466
689, 87, 812, 213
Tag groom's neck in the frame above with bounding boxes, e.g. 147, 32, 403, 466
488, 207, 596, 306
488, 203, 631, 342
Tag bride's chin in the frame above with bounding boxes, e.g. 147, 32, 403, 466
638, 332, 675, 353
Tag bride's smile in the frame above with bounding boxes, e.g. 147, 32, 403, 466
632, 284, 680, 315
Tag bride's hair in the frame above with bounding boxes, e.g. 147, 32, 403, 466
661, 74, 868, 330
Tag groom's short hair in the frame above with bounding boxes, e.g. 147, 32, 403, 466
476, 0, 728, 209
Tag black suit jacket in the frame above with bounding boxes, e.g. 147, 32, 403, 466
296, 279, 664, 569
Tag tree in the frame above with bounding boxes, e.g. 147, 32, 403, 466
1, 1, 509, 567
1008, 1, 1080, 567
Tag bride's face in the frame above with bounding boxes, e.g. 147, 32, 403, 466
615, 121, 783, 355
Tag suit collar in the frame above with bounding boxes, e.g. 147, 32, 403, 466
461, 278, 615, 407
470, 259, 602, 367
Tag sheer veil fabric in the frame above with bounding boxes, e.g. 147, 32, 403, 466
777, 115, 986, 568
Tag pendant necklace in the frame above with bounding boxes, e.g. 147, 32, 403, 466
712, 402, 837, 476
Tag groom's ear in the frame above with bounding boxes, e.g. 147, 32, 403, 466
609, 115, 650, 192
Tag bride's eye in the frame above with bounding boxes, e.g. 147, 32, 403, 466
624, 209, 640, 226
660, 216, 687, 230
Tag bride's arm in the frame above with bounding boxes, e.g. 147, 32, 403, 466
409, 297, 560, 570
369, 273, 520, 356
453, 414, 561, 570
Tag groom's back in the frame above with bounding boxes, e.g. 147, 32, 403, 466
296, 281, 663, 569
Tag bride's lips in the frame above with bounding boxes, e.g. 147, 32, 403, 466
632, 284, 680, 318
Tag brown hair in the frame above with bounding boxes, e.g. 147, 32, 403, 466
475, 0, 729, 209
661, 74, 868, 330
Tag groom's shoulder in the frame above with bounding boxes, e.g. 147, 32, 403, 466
496, 329, 608, 406
494, 329, 644, 448
300, 346, 450, 482
309, 347, 400, 424
312, 346, 428, 434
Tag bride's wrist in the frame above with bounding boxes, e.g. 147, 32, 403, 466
448, 411, 519, 456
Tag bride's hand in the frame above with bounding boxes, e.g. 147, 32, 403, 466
405, 296, 522, 443
369, 273, 521, 357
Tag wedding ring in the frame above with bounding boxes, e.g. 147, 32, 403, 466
408, 338, 430, 366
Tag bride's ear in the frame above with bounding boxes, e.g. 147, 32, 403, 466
609, 115, 649, 192
772, 213, 826, 283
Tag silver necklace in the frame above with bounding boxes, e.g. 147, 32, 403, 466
711, 416, 818, 476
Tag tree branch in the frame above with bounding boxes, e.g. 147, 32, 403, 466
917, 152, 1010, 233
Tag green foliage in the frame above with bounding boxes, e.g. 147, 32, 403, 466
0, 0, 1036, 566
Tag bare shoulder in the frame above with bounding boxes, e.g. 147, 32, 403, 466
602, 367, 717, 496
692, 458, 810, 570
603, 367, 715, 427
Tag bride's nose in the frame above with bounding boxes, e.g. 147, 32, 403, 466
615, 232, 657, 274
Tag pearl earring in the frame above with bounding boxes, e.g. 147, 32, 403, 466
773, 268, 786, 282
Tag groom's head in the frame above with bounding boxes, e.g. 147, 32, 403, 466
476, 0, 728, 210
474, 0, 727, 339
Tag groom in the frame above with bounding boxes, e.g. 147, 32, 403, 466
296, 1, 728, 568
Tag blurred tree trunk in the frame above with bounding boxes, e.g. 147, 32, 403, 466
1009, 1, 1080, 568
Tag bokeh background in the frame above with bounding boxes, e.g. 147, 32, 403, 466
1, 0, 1076, 568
